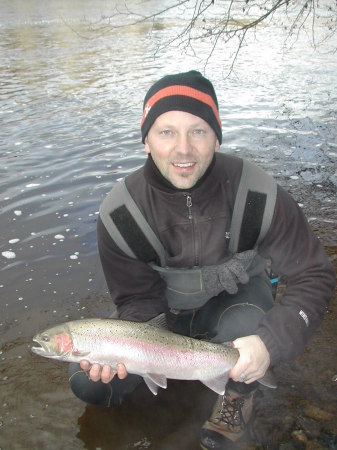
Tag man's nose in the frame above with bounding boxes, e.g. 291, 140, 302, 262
176, 133, 192, 154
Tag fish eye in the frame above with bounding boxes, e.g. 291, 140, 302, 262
42, 334, 50, 342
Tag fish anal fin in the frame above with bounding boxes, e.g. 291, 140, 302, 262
147, 373, 167, 389
201, 373, 229, 395
143, 377, 159, 395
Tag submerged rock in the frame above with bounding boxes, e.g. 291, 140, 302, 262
303, 404, 334, 422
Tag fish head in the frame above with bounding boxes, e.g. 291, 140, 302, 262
32, 324, 74, 360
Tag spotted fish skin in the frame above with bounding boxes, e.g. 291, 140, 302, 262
32, 315, 239, 395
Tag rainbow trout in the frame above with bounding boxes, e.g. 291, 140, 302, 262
32, 314, 240, 395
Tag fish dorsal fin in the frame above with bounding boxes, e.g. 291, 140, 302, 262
147, 313, 167, 330
221, 341, 235, 347
201, 373, 230, 395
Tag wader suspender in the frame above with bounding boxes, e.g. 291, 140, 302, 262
99, 159, 277, 264
99, 179, 167, 266
229, 160, 277, 253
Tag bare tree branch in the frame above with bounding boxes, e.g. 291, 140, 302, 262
69, 0, 337, 73
106, 0, 191, 29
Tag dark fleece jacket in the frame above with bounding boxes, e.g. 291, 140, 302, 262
97, 152, 335, 365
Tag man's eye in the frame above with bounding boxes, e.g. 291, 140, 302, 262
160, 130, 172, 136
193, 129, 205, 135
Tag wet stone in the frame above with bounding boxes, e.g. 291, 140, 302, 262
279, 440, 306, 450
303, 404, 334, 422
292, 429, 308, 444
319, 431, 337, 449
296, 415, 322, 439
306, 441, 326, 450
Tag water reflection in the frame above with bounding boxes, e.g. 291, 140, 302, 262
0, 0, 336, 448
76, 382, 212, 450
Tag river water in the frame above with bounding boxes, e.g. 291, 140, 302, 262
0, 1, 336, 449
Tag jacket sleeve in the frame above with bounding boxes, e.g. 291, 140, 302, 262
256, 185, 336, 365
97, 215, 167, 321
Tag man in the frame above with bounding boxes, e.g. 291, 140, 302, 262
69, 71, 335, 449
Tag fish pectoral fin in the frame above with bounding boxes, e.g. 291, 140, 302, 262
201, 373, 229, 395
72, 350, 90, 357
143, 373, 168, 395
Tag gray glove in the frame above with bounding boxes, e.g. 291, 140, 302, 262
201, 250, 257, 296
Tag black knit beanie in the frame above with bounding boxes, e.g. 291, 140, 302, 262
141, 70, 222, 144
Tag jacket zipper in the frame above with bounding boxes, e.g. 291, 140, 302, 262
185, 194, 199, 266
186, 194, 193, 220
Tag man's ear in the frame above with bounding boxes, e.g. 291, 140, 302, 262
144, 136, 150, 154
215, 139, 220, 152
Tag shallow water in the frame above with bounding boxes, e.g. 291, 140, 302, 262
0, 1, 336, 448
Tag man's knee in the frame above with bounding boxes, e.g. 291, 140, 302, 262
213, 303, 266, 342
193, 275, 274, 342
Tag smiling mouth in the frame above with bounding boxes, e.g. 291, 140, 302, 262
172, 162, 195, 168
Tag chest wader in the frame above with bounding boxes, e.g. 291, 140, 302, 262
99, 160, 278, 311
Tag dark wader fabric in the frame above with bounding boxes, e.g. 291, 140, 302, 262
69, 272, 274, 406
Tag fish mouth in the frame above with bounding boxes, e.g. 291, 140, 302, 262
31, 338, 55, 356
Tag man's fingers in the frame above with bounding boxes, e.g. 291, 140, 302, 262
243, 376, 257, 384
89, 363, 103, 382
229, 356, 248, 381
90, 363, 126, 383
101, 364, 115, 383
117, 363, 128, 379
230, 368, 249, 383
80, 359, 91, 371
80, 361, 128, 383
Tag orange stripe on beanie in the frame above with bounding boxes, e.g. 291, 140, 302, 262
141, 71, 222, 144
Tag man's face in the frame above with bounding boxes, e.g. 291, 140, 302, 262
145, 110, 220, 190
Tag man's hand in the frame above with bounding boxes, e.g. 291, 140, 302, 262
80, 360, 128, 384
229, 335, 270, 384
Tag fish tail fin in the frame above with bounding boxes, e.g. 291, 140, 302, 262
257, 369, 277, 389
